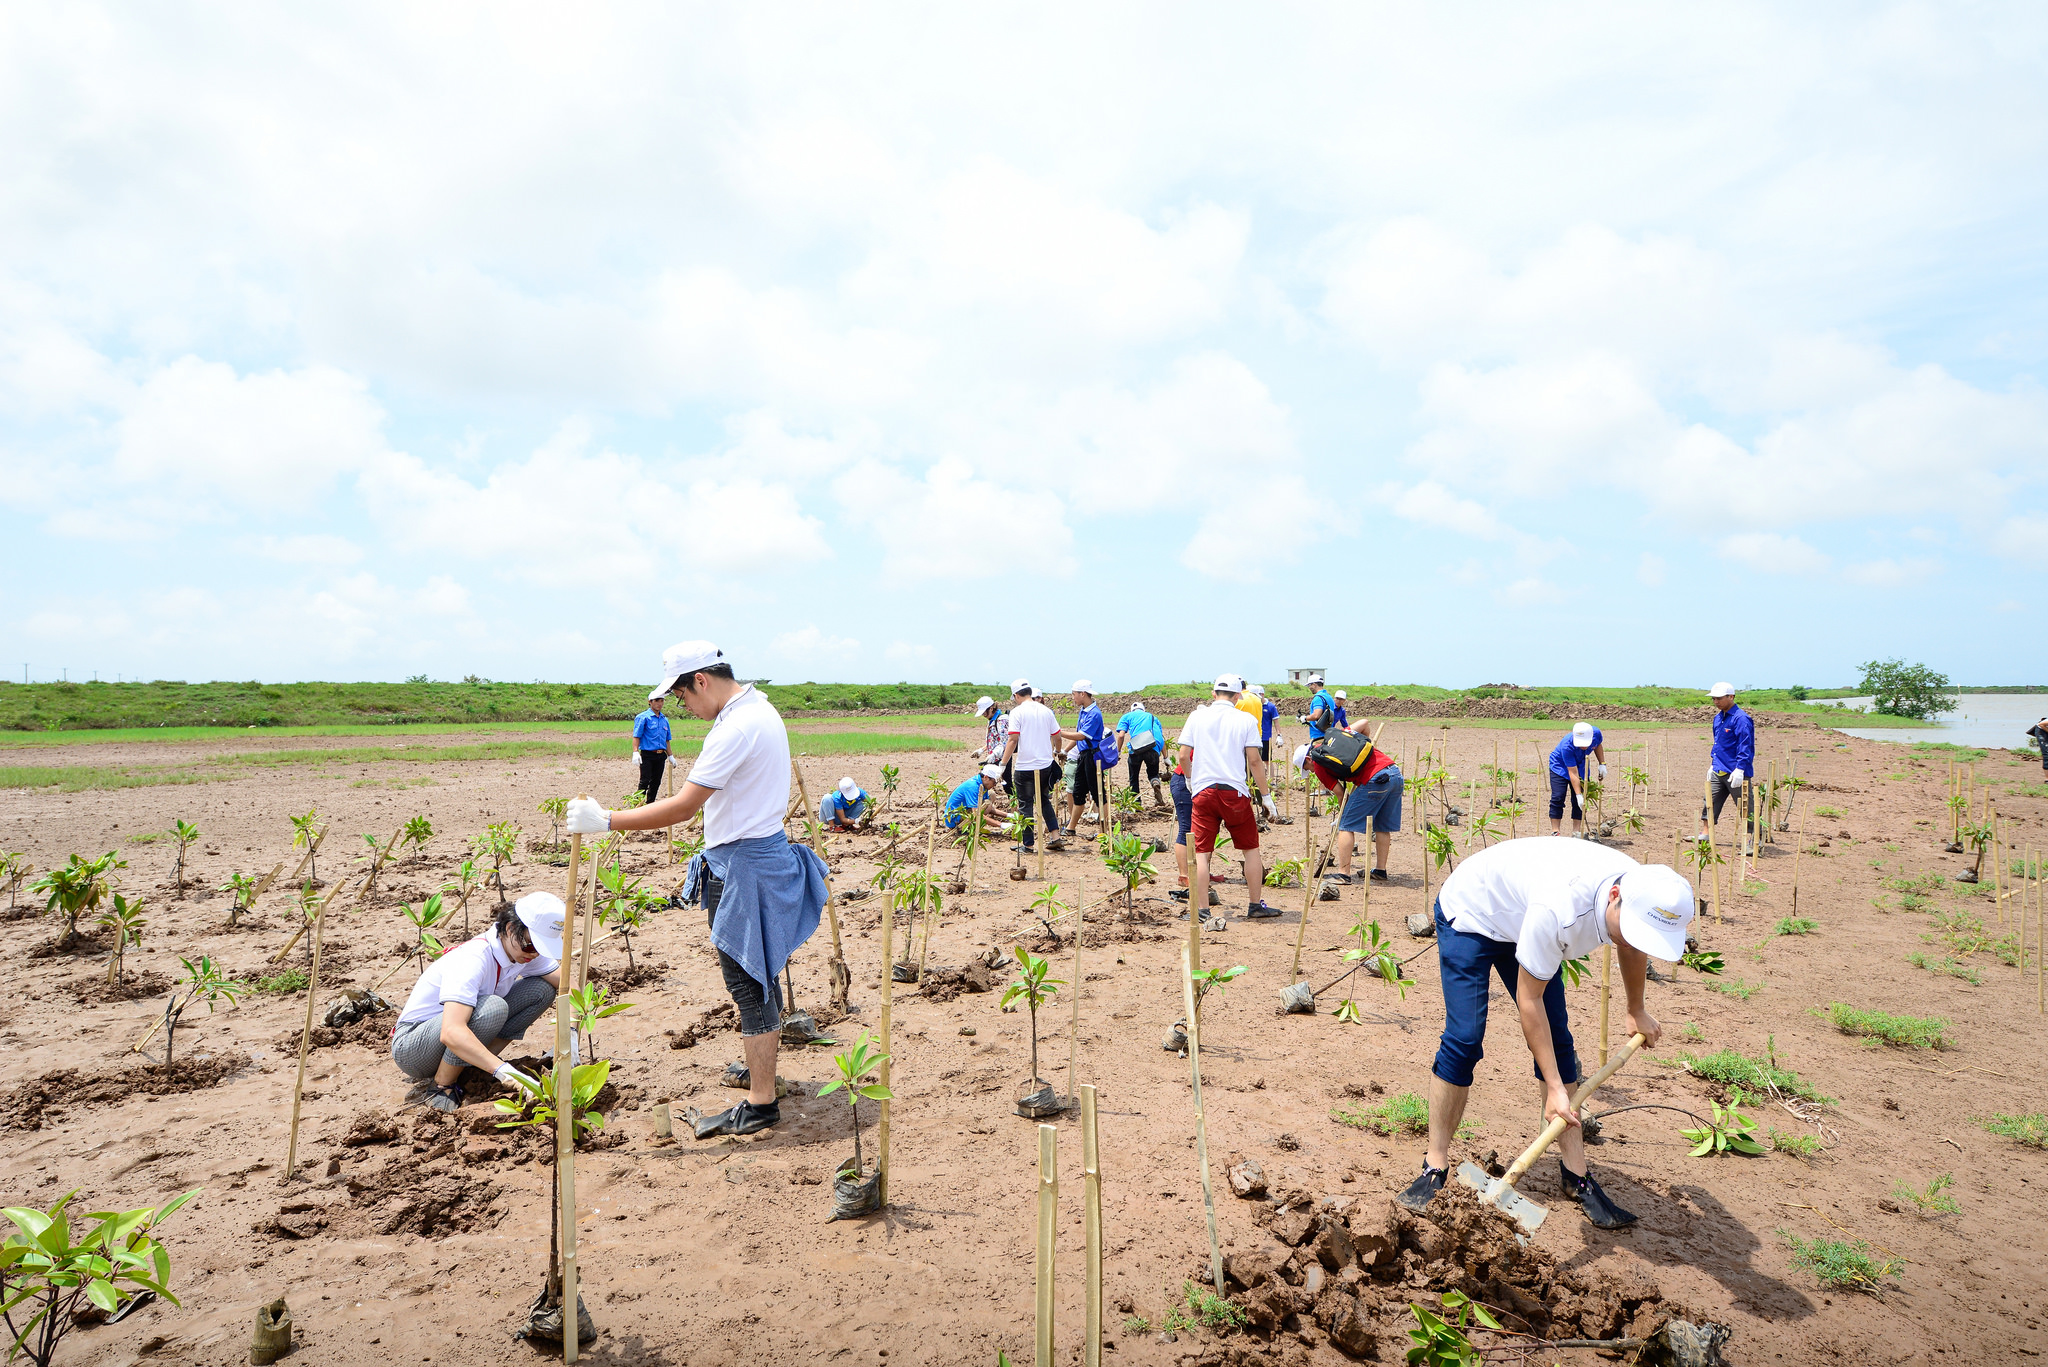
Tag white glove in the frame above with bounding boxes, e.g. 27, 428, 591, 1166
494, 1063, 540, 1095
565, 798, 611, 835
1729, 769, 1745, 786
1260, 794, 1277, 818
1598, 764, 1607, 780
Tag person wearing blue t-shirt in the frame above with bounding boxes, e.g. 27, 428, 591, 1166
1546, 722, 1606, 836
1698, 683, 1757, 853
1333, 691, 1350, 731
1116, 700, 1169, 807
1250, 685, 1278, 761
1067, 681, 1113, 827
1304, 676, 1336, 740
631, 690, 672, 807
818, 777, 870, 831
944, 764, 1008, 829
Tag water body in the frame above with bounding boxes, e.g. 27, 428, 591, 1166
1829, 693, 2047, 752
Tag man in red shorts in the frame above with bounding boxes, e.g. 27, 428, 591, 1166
1179, 673, 1279, 924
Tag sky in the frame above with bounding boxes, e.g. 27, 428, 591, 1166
3, 3, 2045, 693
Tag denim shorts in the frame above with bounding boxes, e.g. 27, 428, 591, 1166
1431, 900, 1578, 1089
1170, 771, 1193, 843
1336, 768, 1403, 834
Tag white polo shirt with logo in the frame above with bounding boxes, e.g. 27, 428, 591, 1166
397, 931, 559, 1028
1181, 698, 1260, 796
687, 684, 793, 848
1006, 697, 1060, 773
1437, 837, 1632, 981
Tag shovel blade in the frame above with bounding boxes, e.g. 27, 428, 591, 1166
1455, 1161, 1548, 1233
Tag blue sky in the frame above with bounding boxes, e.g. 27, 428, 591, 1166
3, 3, 2045, 693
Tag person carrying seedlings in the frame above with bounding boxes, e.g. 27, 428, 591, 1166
999, 679, 1065, 852
1305, 716, 1403, 884
1546, 722, 1606, 836
1180, 674, 1278, 921
566, 641, 828, 1138
390, 893, 564, 1112
818, 777, 869, 831
1303, 675, 1336, 741
1697, 682, 1755, 853
631, 688, 672, 808
1066, 681, 1112, 826
1395, 838, 1694, 1229
945, 764, 1009, 829
1116, 698, 1168, 806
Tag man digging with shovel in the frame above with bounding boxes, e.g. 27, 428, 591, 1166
566, 641, 829, 1139
1394, 838, 1694, 1229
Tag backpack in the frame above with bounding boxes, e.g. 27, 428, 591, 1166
1305, 730, 1374, 785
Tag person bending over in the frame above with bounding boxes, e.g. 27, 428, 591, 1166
390, 895, 562, 1112
819, 777, 870, 832
1546, 721, 1605, 836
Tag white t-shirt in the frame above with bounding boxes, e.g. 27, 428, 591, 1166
1180, 698, 1260, 796
397, 931, 559, 1027
1006, 698, 1060, 772
1437, 837, 1633, 981
687, 685, 793, 848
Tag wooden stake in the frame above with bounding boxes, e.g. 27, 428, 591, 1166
1704, 777, 1722, 924
1035, 1123, 1057, 1367
1081, 1083, 1102, 1367
1791, 792, 1809, 917
791, 758, 852, 1005
1598, 945, 1612, 1067
2035, 845, 2042, 1014
880, 815, 925, 1205
282, 878, 348, 1184
1180, 944, 1225, 1295
555, 803, 586, 1363
1068, 874, 1083, 1105
1290, 795, 1315, 982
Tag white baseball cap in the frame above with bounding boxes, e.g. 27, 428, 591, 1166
1291, 743, 1310, 770
1615, 866, 1696, 962
974, 696, 996, 717
980, 763, 1003, 780
1572, 722, 1596, 747
1212, 673, 1244, 694
646, 686, 667, 702
656, 640, 725, 695
1012, 677, 1032, 696
837, 777, 859, 799
1334, 689, 1347, 700
1708, 682, 1735, 698
515, 891, 567, 959
1249, 684, 1265, 696
1071, 679, 1093, 694
1309, 674, 1324, 685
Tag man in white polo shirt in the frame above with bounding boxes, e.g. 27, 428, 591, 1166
567, 641, 828, 1139
1395, 837, 1693, 1229
1179, 673, 1277, 923
1000, 679, 1065, 853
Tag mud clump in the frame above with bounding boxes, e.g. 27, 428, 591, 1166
28, 930, 108, 961
68, 969, 173, 1005
915, 962, 993, 1002
1, 1051, 253, 1131
666, 1002, 737, 1050
278, 1011, 394, 1055
588, 960, 669, 991
264, 1114, 504, 1241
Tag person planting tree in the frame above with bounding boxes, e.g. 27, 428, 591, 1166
818, 777, 871, 832
566, 641, 829, 1139
1546, 722, 1606, 837
944, 765, 1008, 830
999, 679, 1065, 853
1698, 682, 1756, 854
1064, 680, 1114, 828
1303, 715, 1404, 885
1115, 698, 1168, 808
1395, 838, 1694, 1229
631, 688, 671, 809
1180, 674, 1277, 923
389, 895, 563, 1112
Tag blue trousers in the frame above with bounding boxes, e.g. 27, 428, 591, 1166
1431, 900, 1580, 1089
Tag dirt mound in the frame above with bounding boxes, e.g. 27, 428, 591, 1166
68, 969, 172, 1004
915, 962, 993, 1002
27, 929, 108, 960
665, 1002, 736, 1049
588, 959, 669, 991
1210, 1184, 1695, 1358
277, 1011, 393, 1055
265, 1118, 505, 1242
1, 1051, 252, 1131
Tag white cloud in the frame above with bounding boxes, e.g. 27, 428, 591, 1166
884, 640, 935, 665
1637, 553, 1667, 587
1718, 532, 1831, 575
1991, 514, 2048, 568
770, 626, 861, 662
1499, 577, 1564, 606
834, 456, 1071, 583
241, 533, 365, 566
1842, 557, 1940, 588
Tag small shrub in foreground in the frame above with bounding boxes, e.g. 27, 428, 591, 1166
1906, 952, 1980, 985
1978, 1113, 2048, 1149
1332, 1091, 1429, 1136
1769, 1129, 1823, 1158
1775, 917, 1818, 936
1825, 1003, 1948, 1050
1681, 1046, 1831, 1103
1781, 1231, 1901, 1293
1893, 1172, 1960, 1216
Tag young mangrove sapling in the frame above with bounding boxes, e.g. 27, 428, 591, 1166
568, 983, 632, 1060
1000, 945, 1065, 1090
161, 956, 240, 1066
217, 872, 257, 927
171, 820, 200, 896
0, 1188, 198, 1367
400, 892, 449, 969
818, 1031, 893, 1179
97, 893, 146, 986
30, 852, 124, 947
399, 815, 433, 862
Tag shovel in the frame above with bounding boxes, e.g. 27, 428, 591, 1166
1458, 1031, 1645, 1233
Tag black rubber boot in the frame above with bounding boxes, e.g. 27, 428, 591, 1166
1245, 902, 1282, 919
1394, 1163, 1448, 1212
1561, 1166, 1637, 1228
692, 1099, 781, 1139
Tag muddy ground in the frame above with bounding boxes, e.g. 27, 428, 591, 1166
3, 718, 2045, 1365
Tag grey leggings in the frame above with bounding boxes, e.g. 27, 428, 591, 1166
390, 975, 556, 1080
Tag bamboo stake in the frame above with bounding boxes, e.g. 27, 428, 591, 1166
352, 824, 406, 907
665, 758, 677, 865
1068, 872, 1083, 1105
1704, 777, 1722, 924
1791, 792, 1809, 917
880, 816, 926, 1205
1035, 1123, 1057, 1367
1081, 1083, 1102, 1367
2035, 845, 2042, 1014
282, 879, 342, 1185
1598, 945, 1612, 1067
555, 802, 586, 1364
1180, 944, 1225, 1295
790, 758, 852, 1005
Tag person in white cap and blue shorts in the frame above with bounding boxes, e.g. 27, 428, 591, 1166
1395, 838, 1692, 1229
567, 642, 828, 1139
1546, 721, 1607, 836
819, 777, 869, 831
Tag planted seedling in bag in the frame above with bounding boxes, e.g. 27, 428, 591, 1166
818, 1032, 892, 1220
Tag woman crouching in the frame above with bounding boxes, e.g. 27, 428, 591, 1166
390, 894, 564, 1112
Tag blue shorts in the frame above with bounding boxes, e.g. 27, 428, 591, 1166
1170, 772, 1193, 844
1336, 768, 1403, 834
1431, 900, 1579, 1090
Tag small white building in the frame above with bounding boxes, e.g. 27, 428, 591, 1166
1287, 667, 1325, 685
